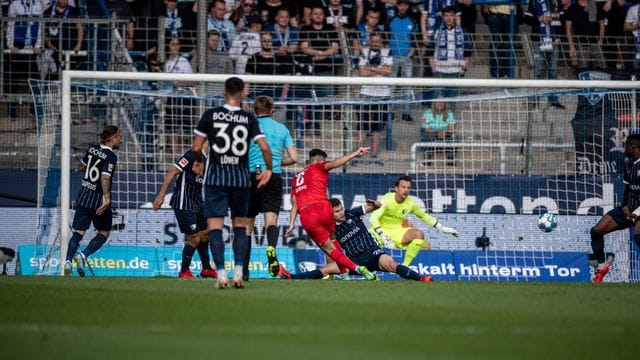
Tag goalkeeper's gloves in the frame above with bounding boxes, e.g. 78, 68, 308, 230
435, 222, 459, 237
374, 227, 395, 249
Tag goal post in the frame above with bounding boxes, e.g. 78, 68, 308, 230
34, 70, 640, 280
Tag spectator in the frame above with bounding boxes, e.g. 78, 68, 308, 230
150, 0, 196, 53
208, 0, 237, 51
360, 0, 388, 25
525, 0, 565, 109
601, 0, 626, 70
256, 0, 299, 27
43, 0, 84, 79
191, 30, 235, 75
265, 7, 299, 56
426, 6, 471, 102
420, 99, 457, 165
300, 5, 340, 133
565, 0, 606, 73
164, 36, 194, 156
230, 0, 262, 33
5, 0, 44, 118
106, 0, 136, 51
353, 32, 392, 167
458, 0, 477, 34
245, 31, 291, 100
483, 2, 517, 78
624, 0, 640, 70
229, 20, 262, 74
388, 0, 419, 121
420, 0, 461, 47
324, 0, 357, 30
352, 8, 386, 58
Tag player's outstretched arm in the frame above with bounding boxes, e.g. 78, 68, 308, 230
435, 222, 459, 237
364, 199, 382, 214
324, 147, 370, 171
152, 167, 180, 210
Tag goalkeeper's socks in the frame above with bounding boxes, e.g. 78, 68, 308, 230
83, 233, 107, 257
196, 241, 212, 270
402, 238, 425, 266
396, 264, 421, 281
181, 244, 196, 272
292, 269, 324, 279
328, 248, 357, 272
66, 232, 83, 262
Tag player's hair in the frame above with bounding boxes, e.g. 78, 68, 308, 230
395, 175, 412, 187
224, 77, 245, 97
627, 133, 640, 146
329, 198, 342, 207
254, 96, 274, 115
99, 125, 120, 144
309, 148, 327, 159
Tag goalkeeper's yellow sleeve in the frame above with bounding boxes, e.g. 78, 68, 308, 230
412, 202, 437, 227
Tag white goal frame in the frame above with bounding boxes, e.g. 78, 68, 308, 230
59, 70, 640, 275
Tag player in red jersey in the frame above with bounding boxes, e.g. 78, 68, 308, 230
286, 148, 378, 280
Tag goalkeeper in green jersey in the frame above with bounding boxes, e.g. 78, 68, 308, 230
370, 175, 459, 266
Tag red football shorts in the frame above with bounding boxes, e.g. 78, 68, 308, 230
299, 201, 335, 246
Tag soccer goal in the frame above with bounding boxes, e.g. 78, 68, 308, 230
27, 71, 640, 282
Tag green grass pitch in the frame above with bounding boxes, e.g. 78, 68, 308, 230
0, 277, 638, 360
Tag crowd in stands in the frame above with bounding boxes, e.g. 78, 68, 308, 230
4, 0, 640, 167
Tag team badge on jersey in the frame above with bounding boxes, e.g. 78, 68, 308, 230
402, 209, 408, 215
190, 224, 197, 231
179, 158, 189, 168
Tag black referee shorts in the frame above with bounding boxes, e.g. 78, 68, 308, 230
248, 172, 283, 217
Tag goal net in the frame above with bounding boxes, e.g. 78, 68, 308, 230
28, 72, 640, 282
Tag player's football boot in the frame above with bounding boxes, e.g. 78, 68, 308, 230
199, 268, 218, 279
63, 261, 72, 276
179, 269, 195, 279
74, 252, 86, 277
232, 267, 244, 288
277, 264, 292, 279
356, 266, 379, 281
420, 275, 433, 282
266, 246, 279, 277
592, 262, 611, 284
215, 270, 229, 289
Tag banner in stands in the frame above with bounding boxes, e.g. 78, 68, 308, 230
17, 245, 590, 282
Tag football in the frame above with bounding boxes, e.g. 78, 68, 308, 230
538, 213, 557, 233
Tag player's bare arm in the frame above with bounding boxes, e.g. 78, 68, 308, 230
191, 135, 206, 176
364, 199, 382, 213
285, 195, 298, 237
325, 147, 370, 171
96, 174, 111, 215
256, 137, 273, 187
281, 145, 298, 166
152, 167, 180, 210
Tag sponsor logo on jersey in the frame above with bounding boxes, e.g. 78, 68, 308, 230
108, 164, 114, 172
179, 158, 189, 168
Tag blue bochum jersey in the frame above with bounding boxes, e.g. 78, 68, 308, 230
623, 157, 640, 212
335, 206, 380, 258
75, 144, 117, 210
170, 150, 205, 211
194, 104, 265, 188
